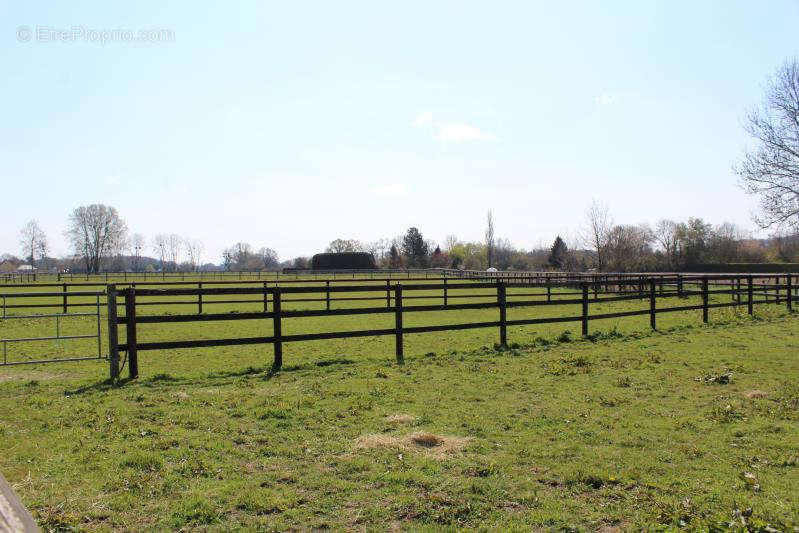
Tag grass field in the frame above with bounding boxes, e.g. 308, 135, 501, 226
1, 277, 798, 530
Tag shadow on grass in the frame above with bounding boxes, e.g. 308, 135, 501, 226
63, 376, 136, 396
65, 357, 360, 393
262, 358, 356, 380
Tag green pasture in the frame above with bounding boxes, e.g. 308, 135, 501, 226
0, 311, 796, 530
0, 276, 797, 530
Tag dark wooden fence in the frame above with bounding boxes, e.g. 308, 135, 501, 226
1, 272, 792, 315
10, 266, 798, 284
106, 274, 795, 379
2, 268, 458, 283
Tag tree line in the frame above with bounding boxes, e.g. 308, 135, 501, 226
309, 206, 799, 273
6, 206, 213, 274
5, 202, 799, 275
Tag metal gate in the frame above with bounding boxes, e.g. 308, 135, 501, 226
0, 290, 105, 366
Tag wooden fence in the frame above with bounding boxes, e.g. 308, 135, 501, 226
106, 274, 795, 379
2, 272, 792, 315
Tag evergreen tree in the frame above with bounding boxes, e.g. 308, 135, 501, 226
401, 227, 429, 267
388, 244, 402, 268
548, 236, 569, 269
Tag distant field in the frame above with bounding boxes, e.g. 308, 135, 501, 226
0, 286, 797, 529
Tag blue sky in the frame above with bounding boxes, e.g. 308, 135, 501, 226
1, 1, 798, 262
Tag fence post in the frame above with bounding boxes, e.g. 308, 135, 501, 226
547, 284, 551, 303
747, 276, 754, 315
443, 278, 448, 307
326, 280, 331, 311
394, 284, 404, 365
787, 275, 792, 312
125, 287, 138, 379
701, 277, 709, 324
677, 274, 684, 297
107, 285, 119, 380
272, 288, 282, 370
581, 282, 589, 336
386, 280, 391, 308
263, 281, 268, 312
736, 277, 741, 304
198, 282, 203, 314
649, 279, 656, 330
62, 283, 68, 314
498, 281, 507, 347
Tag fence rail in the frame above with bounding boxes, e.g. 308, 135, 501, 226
5, 266, 799, 284
1, 272, 792, 315
107, 274, 796, 380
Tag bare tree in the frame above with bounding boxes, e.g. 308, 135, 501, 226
581, 200, 613, 271
770, 231, 799, 262
366, 238, 391, 265
165, 234, 182, 271
444, 235, 459, 252
736, 59, 799, 230
326, 239, 364, 253
185, 238, 204, 271
131, 233, 146, 272
708, 222, 744, 263
222, 249, 234, 271
257, 247, 279, 270
222, 242, 255, 270
19, 220, 47, 266
493, 237, 514, 270
485, 210, 495, 268
653, 219, 679, 269
604, 224, 654, 272
152, 234, 168, 271
36, 239, 51, 270
66, 204, 128, 273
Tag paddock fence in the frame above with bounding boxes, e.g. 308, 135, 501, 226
1, 272, 793, 315
106, 274, 795, 380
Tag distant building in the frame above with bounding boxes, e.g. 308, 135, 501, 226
16, 264, 37, 272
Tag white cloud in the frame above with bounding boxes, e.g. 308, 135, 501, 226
435, 122, 493, 142
371, 182, 407, 195
594, 93, 615, 105
414, 112, 433, 126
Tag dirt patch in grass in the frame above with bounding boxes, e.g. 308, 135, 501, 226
385, 414, 417, 426
355, 431, 471, 456
745, 390, 769, 399
0, 371, 73, 383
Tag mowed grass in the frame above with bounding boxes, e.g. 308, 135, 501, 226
0, 291, 798, 530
